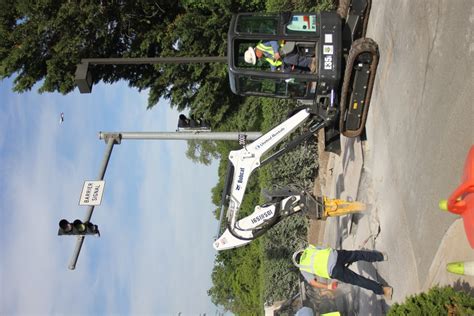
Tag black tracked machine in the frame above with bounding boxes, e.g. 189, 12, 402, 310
227, 0, 379, 152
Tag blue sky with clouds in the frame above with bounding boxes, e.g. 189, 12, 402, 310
0, 78, 222, 315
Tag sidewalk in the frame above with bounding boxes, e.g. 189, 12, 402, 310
318, 136, 473, 314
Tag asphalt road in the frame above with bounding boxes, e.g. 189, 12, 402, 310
363, 0, 474, 301
306, 2, 473, 313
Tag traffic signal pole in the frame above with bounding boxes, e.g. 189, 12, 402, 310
66, 130, 262, 270
68, 135, 118, 270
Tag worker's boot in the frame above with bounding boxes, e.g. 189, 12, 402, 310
383, 286, 393, 301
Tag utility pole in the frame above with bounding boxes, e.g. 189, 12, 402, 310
64, 130, 262, 270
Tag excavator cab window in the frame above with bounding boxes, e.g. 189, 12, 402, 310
230, 13, 320, 74
234, 40, 282, 72
235, 14, 279, 35
233, 38, 316, 73
228, 12, 335, 99
238, 77, 308, 98
285, 14, 318, 34
235, 13, 318, 35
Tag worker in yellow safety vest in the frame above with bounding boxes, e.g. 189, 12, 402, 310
292, 245, 393, 300
244, 41, 317, 72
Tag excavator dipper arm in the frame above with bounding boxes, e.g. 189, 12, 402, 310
213, 108, 331, 250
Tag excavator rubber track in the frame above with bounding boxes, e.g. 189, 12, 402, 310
339, 37, 379, 137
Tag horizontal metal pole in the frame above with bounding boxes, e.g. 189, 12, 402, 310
99, 131, 262, 142
82, 56, 227, 65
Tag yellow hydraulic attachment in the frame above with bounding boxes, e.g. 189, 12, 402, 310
320, 196, 366, 219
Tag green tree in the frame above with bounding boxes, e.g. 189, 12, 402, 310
0, 0, 264, 113
209, 239, 263, 314
0, 1, 184, 93
388, 285, 474, 315
185, 140, 220, 166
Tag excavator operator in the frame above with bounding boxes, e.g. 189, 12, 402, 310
244, 41, 317, 73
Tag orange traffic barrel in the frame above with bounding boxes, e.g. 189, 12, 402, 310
440, 146, 474, 248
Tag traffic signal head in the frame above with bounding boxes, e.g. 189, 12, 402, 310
85, 222, 100, 235
59, 219, 73, 233
58, 219, 100, 236
177, 114, 190, 128
73, 219, 86, 233
177, 114, 211, 129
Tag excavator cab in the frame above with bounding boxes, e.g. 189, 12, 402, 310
214, 1, 380, 252
227, 12, 342, 100
227, 1, 379, 138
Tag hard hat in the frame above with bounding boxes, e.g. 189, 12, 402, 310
292, 249, 305, 266
244, 47, 256, 65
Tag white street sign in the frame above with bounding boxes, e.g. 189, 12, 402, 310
79, 180, 105, 206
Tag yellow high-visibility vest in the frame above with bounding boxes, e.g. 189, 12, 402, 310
297, 245, 331, 279
256, 42, 283, 67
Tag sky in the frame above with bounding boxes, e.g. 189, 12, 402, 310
0, 77, 223, 315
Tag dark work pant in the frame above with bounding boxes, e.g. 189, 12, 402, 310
283, 53, 312, 69
330, 250, 384, 295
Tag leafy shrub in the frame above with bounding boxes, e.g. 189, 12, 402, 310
388, 285, 474, 316
256, 98, 319, 304
262, 215, 308, 303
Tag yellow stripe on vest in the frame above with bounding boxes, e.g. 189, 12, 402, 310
256, 43, 283, 67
